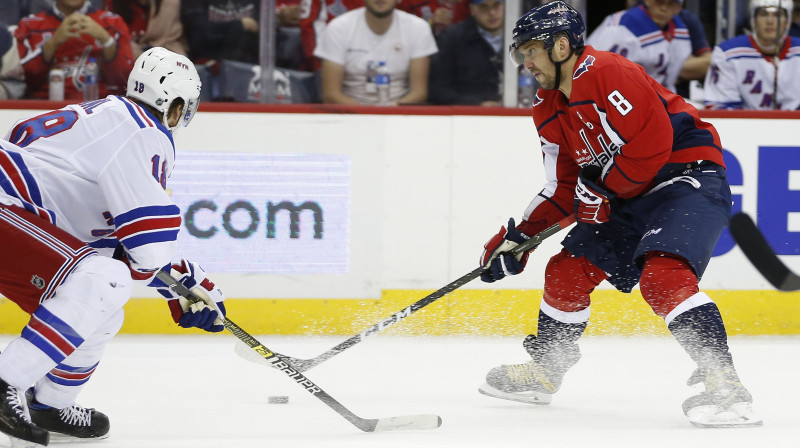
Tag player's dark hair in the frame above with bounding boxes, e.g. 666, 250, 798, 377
126, 97, 184, 124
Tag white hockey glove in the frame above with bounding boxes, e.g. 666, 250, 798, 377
155, 259, 226, 332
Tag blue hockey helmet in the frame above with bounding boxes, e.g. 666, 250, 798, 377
510, 1, 585, 65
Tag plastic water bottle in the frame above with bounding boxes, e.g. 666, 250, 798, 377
48, 68, 64, 101
366, 61, 378, 95
375, 61, 391, 106
83, 58, 99, 101
517, 69, 534, 108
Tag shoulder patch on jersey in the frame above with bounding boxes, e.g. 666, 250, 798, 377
533, 92, 544, 107
618, 6, 659, 37
719, 35, 754, 53
574, 55, 595, 79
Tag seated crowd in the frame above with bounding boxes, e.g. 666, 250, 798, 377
1, 0, 799, 108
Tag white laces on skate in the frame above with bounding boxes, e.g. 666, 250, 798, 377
5, 387, 30, 422
59, 406, 92, 427
507, 362, 556, 393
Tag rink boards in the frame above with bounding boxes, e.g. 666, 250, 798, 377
0, 104, 798, 336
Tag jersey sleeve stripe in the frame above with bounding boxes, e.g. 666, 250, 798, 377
6, 150, 43, 205
114, 205, 181, 249
0, 150, 38, 205
87, 237, 120, 249
115, 204, 181, 227
121, 228, 180, 249
115, 216, 181, 241
0, 151, 56, 223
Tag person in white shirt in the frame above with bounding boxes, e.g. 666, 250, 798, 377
0, 47, 226, 446
704, 0, 800, 110
314, 0, 438, 105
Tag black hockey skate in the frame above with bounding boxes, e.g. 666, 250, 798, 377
0, 379, 49, 447
28, 397, 109, 441
682, 367, 762, 428
478, 337, 581, 405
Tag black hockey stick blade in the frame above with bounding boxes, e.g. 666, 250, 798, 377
728, 212, 800, 291
235, 215, 576, 372
156, 271, 442, 432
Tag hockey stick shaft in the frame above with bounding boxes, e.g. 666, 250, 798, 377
262, 215, 576, 372
728, 212, 800, 291
156, 271, 441, 432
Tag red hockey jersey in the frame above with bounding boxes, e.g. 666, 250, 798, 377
15, 4, 134, 100
520, 46, 724, 236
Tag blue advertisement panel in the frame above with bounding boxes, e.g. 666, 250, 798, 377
168, 151, 351, 273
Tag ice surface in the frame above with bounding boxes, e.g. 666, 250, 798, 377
2, 334, 797, 447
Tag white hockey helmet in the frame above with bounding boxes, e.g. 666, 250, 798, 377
127, 47, 202, 133
749, 0, 793, 29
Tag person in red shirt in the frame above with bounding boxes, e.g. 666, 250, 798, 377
15, 0, 134, 100
476, 1, 761, 429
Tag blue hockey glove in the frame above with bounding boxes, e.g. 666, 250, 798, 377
575, 165, 615, 224
480, 218, 532, 283
155, 259, 226, 332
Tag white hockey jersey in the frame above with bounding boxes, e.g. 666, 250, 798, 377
0, 95, 180, 281
587, 6, 692, 93
703, 35, 800, 110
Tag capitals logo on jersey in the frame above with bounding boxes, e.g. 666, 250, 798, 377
574, 55, 595, 79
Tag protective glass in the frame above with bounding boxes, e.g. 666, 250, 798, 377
182, 98, 199, 128
509, 44, 524, 66
509, 44, 543, 66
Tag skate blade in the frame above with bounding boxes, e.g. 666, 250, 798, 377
687, 403, 764, 428
46, 432, 109, 443
5, 435, 47, 448
478, 383, 552, 405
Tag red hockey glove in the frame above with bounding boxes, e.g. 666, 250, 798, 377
480, 218, 533, 283
575, 165, 615, 224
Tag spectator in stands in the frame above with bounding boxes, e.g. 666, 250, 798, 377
181, 0, 260, 65
704, 0, 800, 110
274, 0, 305, 69
104, 0, 187, 59
0, 22, 25, 99
298, 0, 362, 71
181, 0, 306, 72
300, 0, 466, 72
14, 0, 134, 100
586, 0, 711, 94
314, 0, 437, 105
407, 0, 470, 36
428, 0, 503, 105
790, 0, 800, 37
3, 0, 103, 23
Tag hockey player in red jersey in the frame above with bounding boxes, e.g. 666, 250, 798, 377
0, 48, 226, 446
477, 1, 761, 428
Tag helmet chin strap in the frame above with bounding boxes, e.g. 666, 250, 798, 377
547, 45, 575, 91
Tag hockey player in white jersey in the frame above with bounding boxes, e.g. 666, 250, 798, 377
0, 47, 226, 446
704, 0, 800, 110
586, 0, 702, 93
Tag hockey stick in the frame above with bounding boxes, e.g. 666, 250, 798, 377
728, 212, 800, 291
155, 270, 442, 432
236, 215, 576, 372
